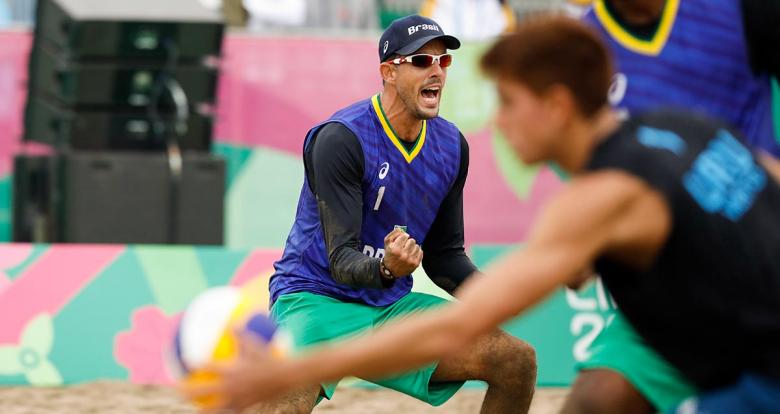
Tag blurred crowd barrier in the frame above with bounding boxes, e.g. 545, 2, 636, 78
0, 0, 566, 29
1, 0, 35, 26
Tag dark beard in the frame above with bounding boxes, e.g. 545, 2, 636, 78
398, 86, 438, 120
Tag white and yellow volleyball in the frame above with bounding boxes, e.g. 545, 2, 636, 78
169, 286, 290, 407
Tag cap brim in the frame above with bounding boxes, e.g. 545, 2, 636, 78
395, 34, 461, 56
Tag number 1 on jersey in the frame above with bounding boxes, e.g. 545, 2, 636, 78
373, 186, 386, 211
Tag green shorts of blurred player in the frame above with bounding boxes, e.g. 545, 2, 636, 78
577, 310, 698, 412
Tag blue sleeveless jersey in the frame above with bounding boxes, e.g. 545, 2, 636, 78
269, 95, 462, 307
583, 0, 780, 156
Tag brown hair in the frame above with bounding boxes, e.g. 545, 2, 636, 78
481, 15, 613, 117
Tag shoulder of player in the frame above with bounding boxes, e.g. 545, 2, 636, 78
551, 171, 657, 219
531, 171, 667, 252
311, 122, 364, 164
315, 122, 359, 146
323, 96, 377, 127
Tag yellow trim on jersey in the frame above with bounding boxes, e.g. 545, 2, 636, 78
371, 94, 427, 164
593, 0, 679, 56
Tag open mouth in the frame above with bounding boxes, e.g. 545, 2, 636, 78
420, 86, 440, 106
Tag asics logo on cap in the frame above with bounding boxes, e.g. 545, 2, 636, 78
383, 41, 389, 54
407, 24, 440, 35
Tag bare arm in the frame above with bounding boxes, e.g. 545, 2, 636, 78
185, 172, 670, 410
759, 152, 780, 184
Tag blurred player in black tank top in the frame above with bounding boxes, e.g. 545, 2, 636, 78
585, 111, 780, 390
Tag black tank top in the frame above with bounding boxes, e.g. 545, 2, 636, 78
586, 110, 780, 390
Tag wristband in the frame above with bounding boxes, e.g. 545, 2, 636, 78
379, 257, 394, 280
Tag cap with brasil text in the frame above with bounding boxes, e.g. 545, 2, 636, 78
378, 15, 461, 62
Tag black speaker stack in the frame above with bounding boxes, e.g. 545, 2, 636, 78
13, 0, 226, 245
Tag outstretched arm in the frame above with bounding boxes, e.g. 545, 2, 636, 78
184, 172, 670, 411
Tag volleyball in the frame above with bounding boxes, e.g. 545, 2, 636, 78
169, 286, 290, 406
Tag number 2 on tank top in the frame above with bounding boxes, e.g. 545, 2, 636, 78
373, 186, 386, 211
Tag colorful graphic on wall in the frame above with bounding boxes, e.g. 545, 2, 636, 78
0, 244, 613, 386
0, 244, 281, 385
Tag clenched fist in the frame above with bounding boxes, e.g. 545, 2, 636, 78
382, 228, 423, 278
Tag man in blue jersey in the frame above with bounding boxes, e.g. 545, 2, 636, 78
187, 17, 780, 414
584, 0, 780, 156
567, 1, 780, 412
234, 15, 536, 413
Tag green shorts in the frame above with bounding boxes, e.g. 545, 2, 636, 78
577, 311, 697, 411
270, 291, 465, 406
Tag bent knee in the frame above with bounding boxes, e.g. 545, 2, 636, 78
483, 333, 537, 382
496, 333, 537, 365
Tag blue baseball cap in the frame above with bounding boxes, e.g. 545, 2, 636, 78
379, 15, 461, 62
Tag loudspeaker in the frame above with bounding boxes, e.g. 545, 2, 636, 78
61, 152, 171, 243
27, 45, 219, 108
35, 0, 223, 60
23, 0, 224, 151
12, 152, 225, 244
25, 97, 213, 151
61, 152, 225, 244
